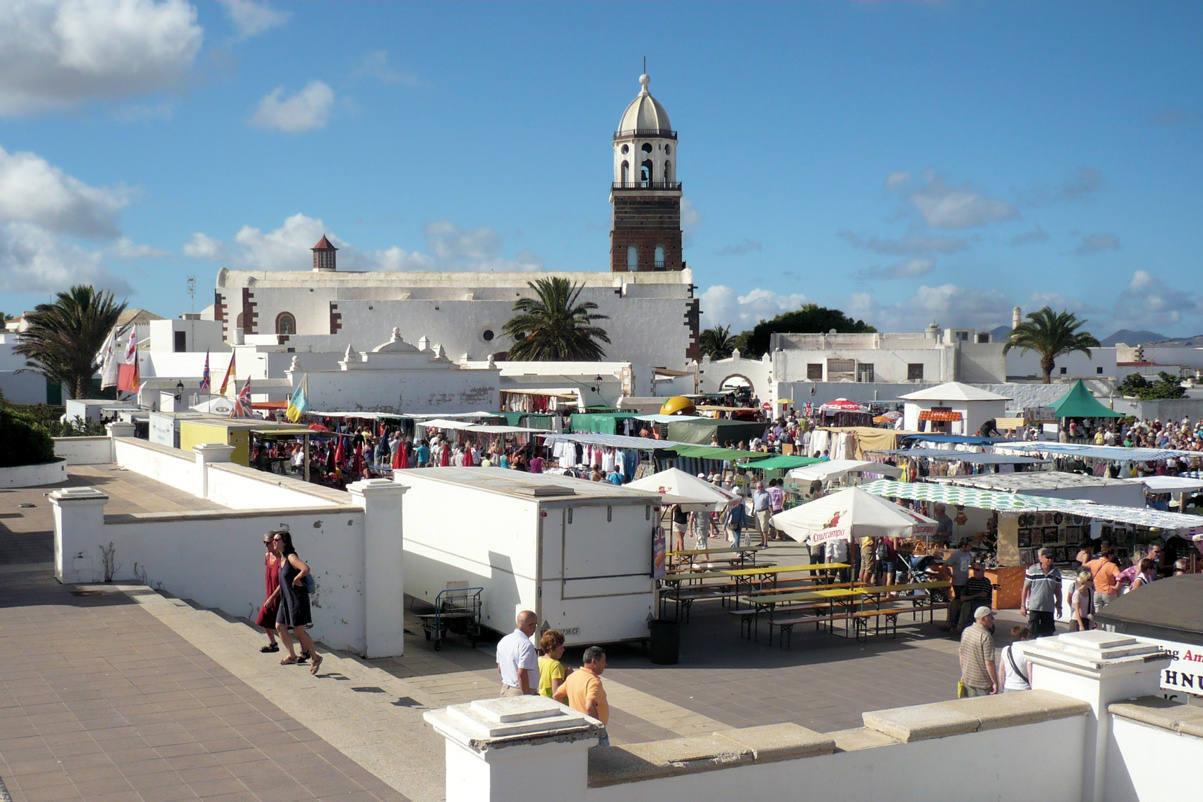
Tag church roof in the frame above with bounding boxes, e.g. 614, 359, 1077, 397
617, 73, 672, 134
311, 234, 337, 251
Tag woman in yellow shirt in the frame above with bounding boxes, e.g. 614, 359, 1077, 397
538, 630, 570, 698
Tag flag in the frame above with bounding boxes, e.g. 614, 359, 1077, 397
98, 327, 119, 389
117, 327, 140, 393
218, 352, 236, 396
285, 375, 308, 423
199, 352, 211, 393
229, 376, 252, 418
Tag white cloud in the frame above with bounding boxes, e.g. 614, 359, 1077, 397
1114, 269, 1199, 327
856, 257, 934, 280
908, 174, 1017, 229
0, 222, 129, 294
187, 213, 541, 273
1129, 270, 1153, 291
884, 171, 910, 189
1009, 225, 1049, 246
840, 230, 971, 255
700, 285, 808, 330
354, 50, 419, 86
110, 236, 165, 258
218, 0, 288, 39
681, 196, 700, 238
0, 0, 203, 116
183, 231, 223, 259
0, 145, 128, 238
250, 81, 334, 132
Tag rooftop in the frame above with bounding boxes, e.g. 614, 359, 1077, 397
393, 466, 666, 503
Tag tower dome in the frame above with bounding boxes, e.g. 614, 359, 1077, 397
617, 73, 672, 134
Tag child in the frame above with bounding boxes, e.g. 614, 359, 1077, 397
538, 630, 571, 699
1070, 570, 1094, 631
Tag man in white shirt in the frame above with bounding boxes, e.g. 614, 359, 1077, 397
496, 610, 539, 696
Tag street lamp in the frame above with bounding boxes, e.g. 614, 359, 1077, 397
175, 380, 184, 403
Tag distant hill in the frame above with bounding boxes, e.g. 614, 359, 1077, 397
1146, 334, 1203, 347
989, 325, 1011, 342
1101, 329, 1170, 346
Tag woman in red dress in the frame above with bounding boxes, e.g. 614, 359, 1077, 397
256, 533, 282, 652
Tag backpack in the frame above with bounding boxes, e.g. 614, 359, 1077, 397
875, 541, 889, 562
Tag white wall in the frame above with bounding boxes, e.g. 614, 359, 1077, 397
1005, 347, 1122, 380
303, 366, 499, 415
1104, 716, 1200, 802
0, 331, 48, 404
584, 718, 1084, 802
113, 437, 197, 493
206, 462, 344, 510
59, 501, 369, 654
53, 436, 113, 465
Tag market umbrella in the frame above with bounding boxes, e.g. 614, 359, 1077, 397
626, 467, 737, 511
770, 487, 938, 544
308, 423, 330, 432
787, 460, 901, 483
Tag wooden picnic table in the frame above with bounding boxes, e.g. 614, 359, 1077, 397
656, 562, 850, 621
666, 545, 765, 571
739, 581, 952, 641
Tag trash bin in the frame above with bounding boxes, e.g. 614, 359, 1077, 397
648, 619, 679, 665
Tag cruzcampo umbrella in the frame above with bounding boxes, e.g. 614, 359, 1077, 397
627, 467, 738, 512
771, 487, 938, 544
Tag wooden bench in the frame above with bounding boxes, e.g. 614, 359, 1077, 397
770, 610, 852, 647
660, 582, 739, 621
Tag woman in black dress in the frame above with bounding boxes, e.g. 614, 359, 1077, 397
272, 530, 323, 675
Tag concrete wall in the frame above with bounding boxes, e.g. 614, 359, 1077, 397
302, 366, 499, 415
113, 438, 197, 493
0, 332, 48, 404
1105, 716, 1200, 802
53, 436, 114, 465
585, 719, 1084, 802
148, 319, 229, 354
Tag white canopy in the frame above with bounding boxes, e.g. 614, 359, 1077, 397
626, 468, 737, 511
770, 487, 938, 544
787, 460, 901, 483
1122, 476, 1203, 494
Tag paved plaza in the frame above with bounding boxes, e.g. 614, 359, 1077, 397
2, 466, 1045, 801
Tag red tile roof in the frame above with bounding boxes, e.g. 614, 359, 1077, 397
311, 234, 337, 251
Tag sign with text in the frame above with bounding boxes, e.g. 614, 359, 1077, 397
1133, 636, 1203, 697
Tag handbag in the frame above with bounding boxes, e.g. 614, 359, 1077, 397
956, 680, 967, 699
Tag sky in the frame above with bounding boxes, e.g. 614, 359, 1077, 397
0, 0, 1200, 338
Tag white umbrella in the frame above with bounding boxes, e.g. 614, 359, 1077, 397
190, 396, 235, 416
627, 467, 737, 511
770, 487, 938, 544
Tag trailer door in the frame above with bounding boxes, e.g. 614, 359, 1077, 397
560, 504, 652, 599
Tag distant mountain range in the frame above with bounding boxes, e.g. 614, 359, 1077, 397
986, 325, 1174, 346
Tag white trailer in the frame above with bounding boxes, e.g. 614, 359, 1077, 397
148, 411, 204, 449
395, 467, 663, 646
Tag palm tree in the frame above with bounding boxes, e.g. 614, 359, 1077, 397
1003, 306, 1100, 383
699, 325, 736, 359
15, 286, 126, 399
503, 277, 611, 361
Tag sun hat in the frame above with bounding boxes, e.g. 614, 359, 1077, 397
974, 606, 994, 620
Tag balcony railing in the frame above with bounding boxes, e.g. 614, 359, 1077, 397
613, 128, 677, 140
611, 181, 682, 191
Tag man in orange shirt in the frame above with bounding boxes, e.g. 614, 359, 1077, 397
1085, 549, 1122, 612
554, 646, 610, 746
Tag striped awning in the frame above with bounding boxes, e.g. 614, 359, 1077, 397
918, 410, 962, 422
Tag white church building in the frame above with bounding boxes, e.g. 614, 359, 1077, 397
212, 72, 700, 372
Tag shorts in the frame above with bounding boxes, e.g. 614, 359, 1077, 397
672, 523, 688, 534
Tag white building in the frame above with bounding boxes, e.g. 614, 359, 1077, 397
212, 71, 699, 372
900, 381, 1009, 435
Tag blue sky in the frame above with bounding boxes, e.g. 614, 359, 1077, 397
1, 0, 1200, 337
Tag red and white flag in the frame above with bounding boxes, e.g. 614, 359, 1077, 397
116, 327, 139, 393
98, 328, 119, 390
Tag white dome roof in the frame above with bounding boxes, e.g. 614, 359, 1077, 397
617, 74, 672, 134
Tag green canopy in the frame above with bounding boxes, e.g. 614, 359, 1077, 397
670, 444, 769, 462
1051, 380, 1122, 419
735, 454, 823, 470
666, 418, 765, 445
568, 412, 637, 434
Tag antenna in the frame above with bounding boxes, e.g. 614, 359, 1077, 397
642, 55, 647, 74
186, 275, 196, 313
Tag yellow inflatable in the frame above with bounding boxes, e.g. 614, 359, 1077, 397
659, 396, 696, 416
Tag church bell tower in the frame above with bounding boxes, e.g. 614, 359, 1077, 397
610, 71, 684, 273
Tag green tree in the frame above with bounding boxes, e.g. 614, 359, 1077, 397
1003, 306, 1101, 384
737, 304, 876, 357
15, 285, 126, 400
699, 325, 736, 360
503, 277, 611, 361
0, 405, 56, 466
1117, 371, 1186, 400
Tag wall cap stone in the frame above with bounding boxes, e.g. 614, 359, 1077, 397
1109, 696, 1203, 738
423, 697, 602, 755
862, 689, 1089, 743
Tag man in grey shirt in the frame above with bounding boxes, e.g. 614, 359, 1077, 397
1020, 548, 1063, 637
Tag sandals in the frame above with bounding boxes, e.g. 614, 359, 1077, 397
279, 656, 298, 665
309, 654, 323, 675
260, 644, 280, 653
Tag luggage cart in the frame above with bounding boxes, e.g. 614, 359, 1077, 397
416, 586, 483, 651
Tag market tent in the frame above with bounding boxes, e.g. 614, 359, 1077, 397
787, 459, 901, 482
190, 397, 235, 415
770, 487, 938, 543
1051, 380, 1123, 418
569, 411, 637, 434
669, 444, 768, 462
819, 426, 914, 459
876, 448, 1049, 465
633, 414, 712, 424
542, 432, 678, 450
1123, 476, 1203, 493
860, 479, 1203, 534
626, 468, 737, 511
736, 454, 823, 471
666, 418, 765, 446
899, 433, 1013, 446
998, 442, 1196, 461
420, 418, 480, 431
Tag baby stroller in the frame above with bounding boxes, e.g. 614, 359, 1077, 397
898, 554, 949, 603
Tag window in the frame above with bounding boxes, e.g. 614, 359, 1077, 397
956, 331, 969, 341
976, 333, 990, 343
856, 363, 875, 383
664, 160, 672, 183
275, 312, 296, 336
235, 312, 245, 330
806, 363, 823, 381
826, 358, 856, 382
907, 363, 924, 381
640, 159, 653, 186
621, 144, 629, 154
665, 144, 672, 155
482, 329, 495, 342
654, 244, 665, 269
641, 143, 653, 154
1096, 366, 1104, 375
621, 160, 629, 185
173, 331, 186, 352
627, 245, 639, 271
1060, 366, 1068, 375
